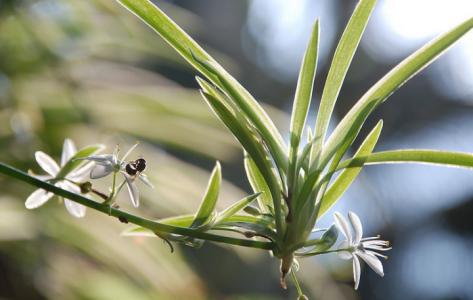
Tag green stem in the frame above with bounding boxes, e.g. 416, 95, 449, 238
109, 171, 117, 199
0, 162, 275, 250
296, 248, 347, 257
291, 270, 304, 298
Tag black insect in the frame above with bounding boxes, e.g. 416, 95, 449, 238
125, 158, 147, 176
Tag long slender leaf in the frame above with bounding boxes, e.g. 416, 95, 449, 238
191, 161, 221, 228
215, 192, 261, 224
320, 17, 473, 170
244, 153, 273, 214
117, 0, 287, 172
192, 56, 288, 172
312, 0, 376, 166
338, 149, 473, 170
318, 120, 383, 217
288, 20, 320, 191
200, 91, 286, 238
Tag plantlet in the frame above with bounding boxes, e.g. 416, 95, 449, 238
0, 0, 472, 297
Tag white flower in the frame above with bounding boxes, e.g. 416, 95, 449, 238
334, 211, 392, 290
85, 143, 153, 207
25, 139, 94, 218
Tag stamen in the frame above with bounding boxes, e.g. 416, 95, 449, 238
361, 235, 381, 241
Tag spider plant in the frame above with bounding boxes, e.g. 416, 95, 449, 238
1, 0, 472, 296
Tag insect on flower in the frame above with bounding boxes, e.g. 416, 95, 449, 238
84, 144, 153, 207
125, 158, 147, 176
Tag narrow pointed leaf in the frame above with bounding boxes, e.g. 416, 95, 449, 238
338, 149, 473, 170
288, 20, 320, 189
321, 17, 473, 170
215, 192, 261, 224
312, 0, 376, 165
244, 153, 273, 214
191, 162, 221, 228
318, 120, 383, 217
117, 0, 287, 172
193, 55, 288, 172
201, 91, 285, 236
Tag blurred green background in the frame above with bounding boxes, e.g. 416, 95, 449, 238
1, 0, 472, 299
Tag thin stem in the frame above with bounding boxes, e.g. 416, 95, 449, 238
110, 171, 117, 199
296, 248, 348, 257
291, 270, 304, 298
0, 162, 275, 250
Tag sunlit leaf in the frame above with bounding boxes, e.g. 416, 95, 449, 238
288, 20, 320, 190
117, 0, 287, 172
244, 153, 273, 214
215, 192, 261, 224
318, 120, 383, 217
312, 0, 376, 166
320, 17, 473, 170
338, 149, 473, 170
191, 161, 221, 228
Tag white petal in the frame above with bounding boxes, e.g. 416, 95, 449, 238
34, 174, 53, 181
35, 151, 60, 176
68, 162, 95, 181
85, 154, 114, 164
61, 138, 77, 166
365, 250, 389, 259
64, 199, 86, 218
337, 240, 353, 260
90, 164, 113, 179
353, 254, 361, 290
121, 143, 139, 161
348, 211, 363, 244
138, 173, 154, 188
124, 174, 139, 207
60, 181, 87, 218
25, 189, 53, 209
356, 251, 384, 277
334, 212, 353, 243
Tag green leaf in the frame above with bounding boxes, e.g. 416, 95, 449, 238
192, 55, 288, 173
214, 214, 277, 240
312, 0, 376, 166
117, 0, 287, 172
215, 192, 261, 224
243, 206, 262, 216
244, 153, 273, 214
318, 120, 383, 217
122, 226, 156, 237
295, 224, 339, 255
191, 161, 221, 228
213, 223, 277, 241
320, 17, 473, 170
201, 91, 285, 237
288, 20, 320, 190
56, 144, 105, 179
337, 149, 473, 170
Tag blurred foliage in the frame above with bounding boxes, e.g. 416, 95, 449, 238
0, 0, 329, 299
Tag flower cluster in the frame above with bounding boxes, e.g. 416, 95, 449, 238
25, 139, 152, 218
